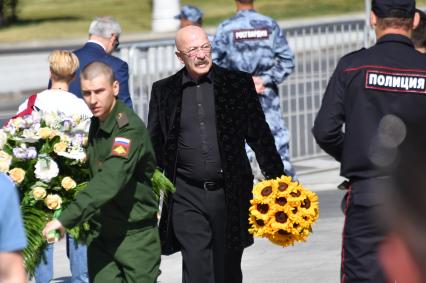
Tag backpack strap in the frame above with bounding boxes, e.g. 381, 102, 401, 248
3, 93, 38, 126
15, 93, 38, 118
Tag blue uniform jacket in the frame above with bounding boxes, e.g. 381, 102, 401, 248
69, 42, 133, 109
212, 9, 296, 176
212, 9, 295, 99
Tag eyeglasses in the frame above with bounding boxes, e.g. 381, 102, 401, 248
114, 37, 120, 50
111, 34, 120, 50
179, 43, 211, 57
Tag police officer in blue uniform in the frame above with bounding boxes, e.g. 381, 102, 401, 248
212, 0, 296, 177
312, 0, 426, 282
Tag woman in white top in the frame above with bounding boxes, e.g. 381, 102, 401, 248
17, 50, 92, 117
18, 50, 92, 283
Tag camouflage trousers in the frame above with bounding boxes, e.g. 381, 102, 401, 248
246, 94, 296, 179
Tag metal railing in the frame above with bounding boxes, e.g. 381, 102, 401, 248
119, 19, 367, 161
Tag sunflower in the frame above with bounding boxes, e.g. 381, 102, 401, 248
299, 189, 320, 220
275, 175, 293, 188
269, 207, 293, 233
252, 179, 277, 201
248, 214, 274, 237
248, 175, 320, 248
266, 229, 296, 247
249, 199, 274, 222
285, 185, 306, 207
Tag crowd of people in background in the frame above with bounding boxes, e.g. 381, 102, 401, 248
3, 0, 426, 282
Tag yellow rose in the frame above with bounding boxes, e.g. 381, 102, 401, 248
8, 168, 26, 184
44, 194, 62, 210
49, 130, 59, 139
38, 127, 53, 139
61, 177, 76, 191
0, 151, 12, 173
32, 187, 47, 200
53, 141, 67, 153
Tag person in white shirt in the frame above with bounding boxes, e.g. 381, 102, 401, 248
18, 50, 92, 117
17, 49, 92, 283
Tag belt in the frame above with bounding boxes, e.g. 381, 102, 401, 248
177, 174, 224, 191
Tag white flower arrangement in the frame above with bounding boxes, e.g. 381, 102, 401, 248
1, 110, 91, 276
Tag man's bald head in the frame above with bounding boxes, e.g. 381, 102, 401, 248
174, 25, 212, 81
81, 61, 115, 84
175, 25, 209, 51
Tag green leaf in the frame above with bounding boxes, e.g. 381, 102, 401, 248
151, 168, 175, 200
21, 205, 49, 278
74, 182, 88, 196
3, 143, 13, 155
67, 222, 91, 244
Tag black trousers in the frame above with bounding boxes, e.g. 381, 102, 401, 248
172, 176, 243, 283
341, 188, 387, 283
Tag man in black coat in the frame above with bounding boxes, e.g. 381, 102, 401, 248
148, 26, 285, 283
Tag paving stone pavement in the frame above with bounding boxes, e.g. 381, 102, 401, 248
29, 156, 346, 283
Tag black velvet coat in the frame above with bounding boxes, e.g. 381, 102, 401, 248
148, 64, 284, 255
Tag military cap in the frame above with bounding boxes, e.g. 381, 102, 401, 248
174, 5, 203, 23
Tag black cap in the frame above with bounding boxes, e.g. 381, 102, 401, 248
372, 0, 416, 18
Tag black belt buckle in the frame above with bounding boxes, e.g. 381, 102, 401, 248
203, 181, 218, 191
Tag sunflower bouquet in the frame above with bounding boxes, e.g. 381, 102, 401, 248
0, 111, 91, 276
249, 175, 319, 247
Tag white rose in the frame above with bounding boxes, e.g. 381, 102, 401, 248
58, 149, 86, 162
31, 111, 41, 124
10, 117, 25, 129
22, 129, 40, 143
0, 151, 12, 172
0, 130, 7, 149
35, 155, 59, 182
43, 112, 58, 127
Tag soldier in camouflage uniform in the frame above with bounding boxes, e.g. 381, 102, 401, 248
212, 0, 296, 177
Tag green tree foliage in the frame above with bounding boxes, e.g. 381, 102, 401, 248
0, 0, 19, 27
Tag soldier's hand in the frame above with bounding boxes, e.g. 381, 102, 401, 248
252, 76, 266, 95
42, 219, 65, 243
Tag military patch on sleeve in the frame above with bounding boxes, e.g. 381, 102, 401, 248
111, 137, 131, 157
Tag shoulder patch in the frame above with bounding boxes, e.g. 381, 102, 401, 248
111, 137, 131, 157
233, 29, 269, 41
116, 112, 129, 128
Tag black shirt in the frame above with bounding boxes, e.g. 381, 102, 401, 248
176, 70, 222, 182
